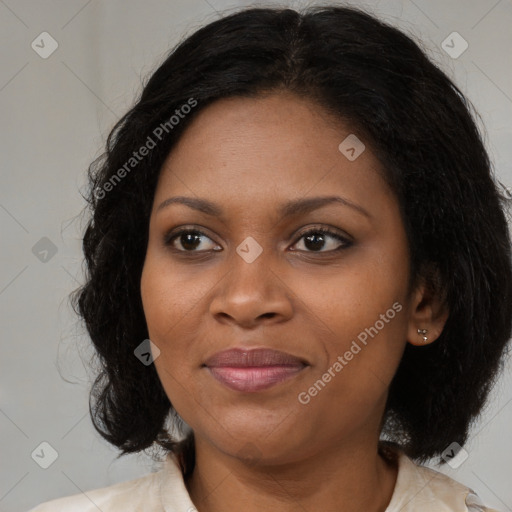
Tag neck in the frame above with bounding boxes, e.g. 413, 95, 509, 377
185, 436, 398, 512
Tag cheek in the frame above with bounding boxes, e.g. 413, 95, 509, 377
140, 261, 196, 413
289, 253, 407, 334
140, 254, 203, 340
297, 312, 406, 435
289, 254, 408, 400
140, 254, 218, 397
140, 263, 190, 394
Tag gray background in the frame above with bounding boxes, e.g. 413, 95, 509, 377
1, 0, 511, 511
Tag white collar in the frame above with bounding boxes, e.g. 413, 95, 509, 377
157, 447, 490, 512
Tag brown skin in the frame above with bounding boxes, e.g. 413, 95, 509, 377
140, 91, 448, 512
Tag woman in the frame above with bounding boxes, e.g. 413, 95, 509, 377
29, 5, 511, 512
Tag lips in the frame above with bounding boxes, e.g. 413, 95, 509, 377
204, 348, 307, 367
204, 348, 308, 392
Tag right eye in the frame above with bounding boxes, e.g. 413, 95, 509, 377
164, 228, 222, 253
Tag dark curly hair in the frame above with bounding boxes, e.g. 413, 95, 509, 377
71, 5, 512, 478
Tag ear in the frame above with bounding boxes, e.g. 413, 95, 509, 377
406, 269, 449, 347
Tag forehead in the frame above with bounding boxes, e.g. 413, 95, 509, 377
153, 92, 394, 217
164, 92, 350, 165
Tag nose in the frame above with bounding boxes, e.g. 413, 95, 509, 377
209, 251, 294, 329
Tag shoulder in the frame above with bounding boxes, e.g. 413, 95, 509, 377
26, 455, 188, 512
386, 448, 501, 512
27, 471, 160, 512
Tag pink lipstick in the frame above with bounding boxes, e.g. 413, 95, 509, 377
204, 348, 307, 392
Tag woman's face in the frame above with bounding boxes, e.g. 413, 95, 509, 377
140, 92, 425, 464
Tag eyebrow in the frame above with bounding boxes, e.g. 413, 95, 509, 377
156, 195, 371, 219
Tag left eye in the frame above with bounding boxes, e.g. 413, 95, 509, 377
291, 228, 351, 253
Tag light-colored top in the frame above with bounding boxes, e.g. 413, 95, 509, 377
28, 448, 500, 512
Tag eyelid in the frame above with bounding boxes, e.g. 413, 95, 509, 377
163, 224, 217, 242
292, 225, 353, 244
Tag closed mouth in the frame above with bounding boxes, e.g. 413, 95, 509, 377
204, 348, 308, 392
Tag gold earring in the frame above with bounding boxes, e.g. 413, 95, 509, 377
417, 328, 428, 343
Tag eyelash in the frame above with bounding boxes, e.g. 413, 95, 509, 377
163, 226, 353, 255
